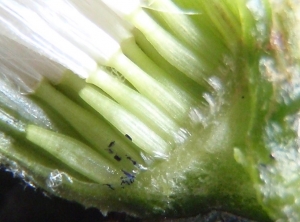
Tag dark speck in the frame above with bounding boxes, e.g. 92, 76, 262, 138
120, 170, 135, 186
114, 155, 122, 161
107, 148, 114, 154
125, 134, 132, 141
259, 163, 267, 168
108, 141, 115, 148
104, 184, 114, 190
127, 156, 137, 165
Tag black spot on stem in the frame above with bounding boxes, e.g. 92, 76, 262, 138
120, 170, 135, 186
259, 163, 267, 168
125, 134, 132, 141
107, 148, 114, 154
108, 141, 115, 148
126, 156, 137, 165
114, 155, 122, 162
107, 141, 116, 154
104, 184, 114, 190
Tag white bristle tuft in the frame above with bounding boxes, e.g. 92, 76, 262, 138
0, 35, 66, 86
102, 0, 141, 18
68, 0, 134, 44
0, 1, 97, 79
24, 0, 121, 65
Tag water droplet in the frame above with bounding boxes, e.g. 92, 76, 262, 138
203, 93, 217, 113
208, 76, 223, 94
188, 107, 206, 126
174, 128, 190, 145
46, 170, 63, 189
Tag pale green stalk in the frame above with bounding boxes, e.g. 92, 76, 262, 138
121, 38, 202, 106
127, 9, 209, 86
87, 68, 181, 141
26, 125, 121, 184
60, 72, 172, 158
33, 80, 145, 171
107, 50, 190, 119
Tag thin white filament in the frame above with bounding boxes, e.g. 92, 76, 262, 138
0, 1, 97, 79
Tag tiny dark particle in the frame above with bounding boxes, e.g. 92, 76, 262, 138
259, 163, 267, 168
126, 156, 137, 165
114, 155, 122, 161
108, 141, 115, 148
122, 170, 133, 178
104, 184, 114, 190
120, 170, 135, 186
107, 148, 114, 154
241, 96, 245, 99
121, 181, 127, 186
125, 134, 132, 141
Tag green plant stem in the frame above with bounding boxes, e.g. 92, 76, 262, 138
193, 1, 241, 53
0, 109, 26, 136
126, 8, 209, 86
121, 38, 199, 106
34, 79, 143, 171
147, 0, 226, 65
60, 72, 171, 159
0, 106, 99, 183
108, 50, 188, 119
26, 124, 121, 184
87, 68, 180, 141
